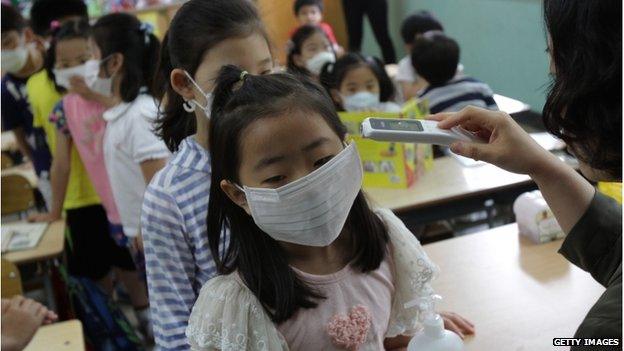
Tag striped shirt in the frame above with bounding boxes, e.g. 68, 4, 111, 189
419, 76, 498, 114
141, 136, 223, 351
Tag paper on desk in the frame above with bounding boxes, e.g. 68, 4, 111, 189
1, 222, 47, 253
530, 132, 566, 151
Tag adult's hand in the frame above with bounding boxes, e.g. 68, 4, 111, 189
429, 106, 553, 177
430, 106, 595, 233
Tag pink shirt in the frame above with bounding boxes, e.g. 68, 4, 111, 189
277, 253, 394, 350
54, 94, 121, 224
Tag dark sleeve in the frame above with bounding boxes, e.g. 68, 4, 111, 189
558, 191, 622, 287
1, 81, 24, 131
48, 100, 71, 137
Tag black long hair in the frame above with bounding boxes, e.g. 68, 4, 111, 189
542, 0, 622, 178
153, 0, 269, 152
207, 65, 389, 323
91, 13, 160, 103
319, 52, 396, 110
286, 24, 334, 77
44, 18, 91, 93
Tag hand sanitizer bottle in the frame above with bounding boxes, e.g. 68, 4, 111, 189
406, 292, 464, 351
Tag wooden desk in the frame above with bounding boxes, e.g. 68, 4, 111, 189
3, 220, 65, 265
24, 320, 84, 351
493, 94, 531, 115
1, 131, 17, 152
365, 156, 532, 212
423, 224, 604, 351
1, 162, 38, 188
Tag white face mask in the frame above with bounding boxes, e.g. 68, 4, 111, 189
305, 51, 335, 76
342, 91, 381, 112
84, 58, 113, 96
1, 38, 29, 74
53, 63, 88, 89
184, 71, 213, 119
236, 143, 363, 247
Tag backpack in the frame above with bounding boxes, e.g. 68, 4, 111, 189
60, 266, 144, 351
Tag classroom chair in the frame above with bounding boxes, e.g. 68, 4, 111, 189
1, 174, 36, 217
1, 258, 23, 298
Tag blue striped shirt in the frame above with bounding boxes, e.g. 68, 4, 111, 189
142, 137, 223, 351
419, 76, 498, 114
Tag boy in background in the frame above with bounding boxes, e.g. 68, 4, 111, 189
412, 31, 497, 114
396, 10, 446, 101
291, 0, 344, 55
1, 3, 53, 207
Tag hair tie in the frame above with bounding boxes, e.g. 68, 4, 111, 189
50, 20, 61, 30
239, 70, 249, 82
139, 22, 154, 44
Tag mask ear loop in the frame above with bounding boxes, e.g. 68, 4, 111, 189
183, 99, 195, 113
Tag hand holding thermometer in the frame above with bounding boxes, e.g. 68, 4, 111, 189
360, 117, 485, 146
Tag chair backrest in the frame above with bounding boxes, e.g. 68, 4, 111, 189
1, 258, 23, 298
1, 174, 35, 215
1, 153, 13, 169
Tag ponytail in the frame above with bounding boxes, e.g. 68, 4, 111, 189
153, 30, 196, 152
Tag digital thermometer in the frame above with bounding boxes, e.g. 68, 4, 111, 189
360, 117, 484, 146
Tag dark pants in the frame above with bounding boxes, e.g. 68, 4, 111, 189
342, 0, 397, 63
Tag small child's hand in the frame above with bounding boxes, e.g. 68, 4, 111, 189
69, 76, 95, 100
439, 311, 475, 339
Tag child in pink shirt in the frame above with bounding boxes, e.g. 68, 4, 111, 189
42, 18, 152, 339
186, 67, 474, 350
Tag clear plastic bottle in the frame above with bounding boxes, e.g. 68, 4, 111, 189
406, 292, 464, 351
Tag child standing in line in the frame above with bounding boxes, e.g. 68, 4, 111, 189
1, 4, 53, 207
290, 0, 344, 55
142, 0, 274, 349
287, 25, 336, 80
320, 52, 400, 112
411, 31, 497, 114
89, 13, 170, 259
186, 66, 475, 350
40, 18, 152, 338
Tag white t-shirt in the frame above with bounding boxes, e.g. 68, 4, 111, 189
396, 55, 465, 83
396, 55, 419, 83
103, 94, 170, 237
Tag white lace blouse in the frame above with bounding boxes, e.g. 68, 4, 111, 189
186, 208, 439, 350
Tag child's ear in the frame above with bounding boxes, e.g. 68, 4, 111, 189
220, 180, 251, 215
330, 89, 342, 105
170, 68, 196, 102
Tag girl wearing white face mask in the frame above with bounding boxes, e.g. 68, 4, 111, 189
30, 18, 154, 340
287, 24, 336, 80
186, 66, 475, 351
320, 52, 401, 113
142, 1, 275, 348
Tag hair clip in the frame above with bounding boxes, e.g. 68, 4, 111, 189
50, 20, 61, 30
239, 70, 249, 82
139, 22, 154, 44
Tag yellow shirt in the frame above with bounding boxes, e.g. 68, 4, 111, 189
26, 71, 100, 210
598, 182, 622, 204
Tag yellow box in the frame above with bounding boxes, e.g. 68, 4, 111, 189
338, 112, 410, 189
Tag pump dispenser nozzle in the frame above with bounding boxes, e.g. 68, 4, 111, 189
406, 290, 464, 351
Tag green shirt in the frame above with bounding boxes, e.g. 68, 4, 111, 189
559, 191, 622, 349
